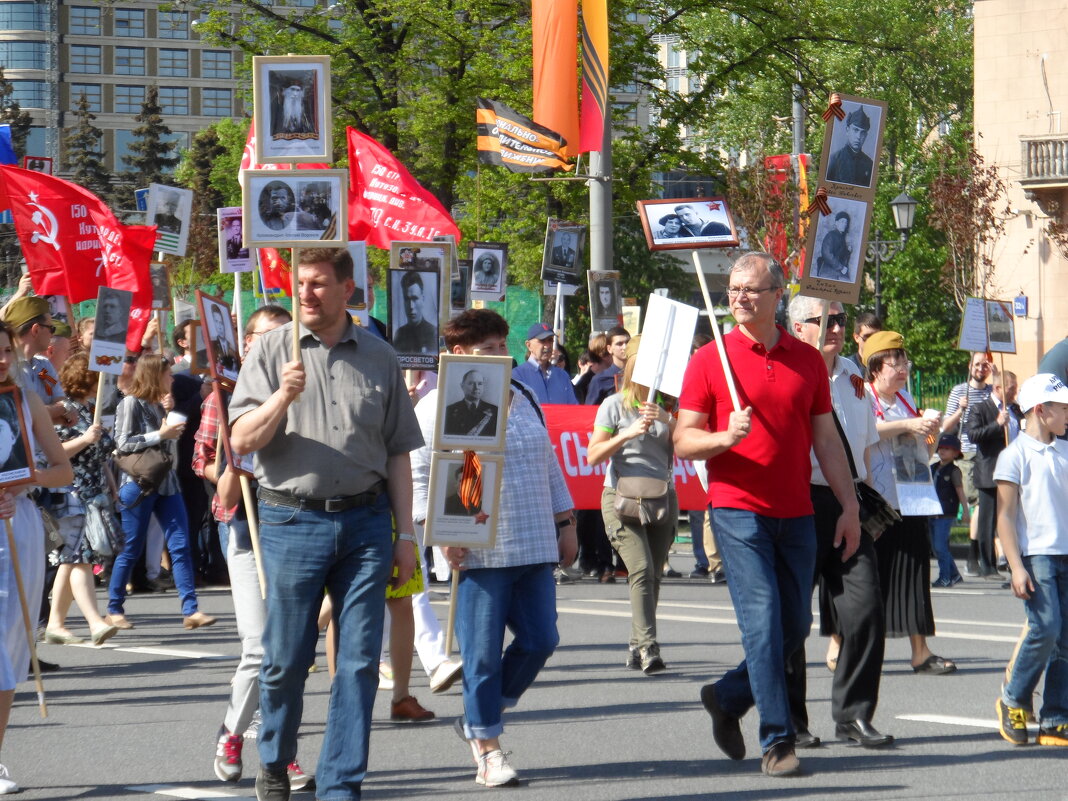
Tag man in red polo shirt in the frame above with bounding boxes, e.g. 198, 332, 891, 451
674, 252, 860, 779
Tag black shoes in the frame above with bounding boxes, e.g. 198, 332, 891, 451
700, 683, 745, 760
793, 724, 821, 749
255, 767, 290, 801
708, 569, 727, 584
639, 643, 666, 674
835, 719, 894, 748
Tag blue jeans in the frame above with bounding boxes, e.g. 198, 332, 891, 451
711, 508, 817, 752
256, 495, 393, 801
1003, 554, 1068, 726
455, 563, 559, 740
689, 510, 710, 572
108, 482, 198, 617
929, 517, 961, 583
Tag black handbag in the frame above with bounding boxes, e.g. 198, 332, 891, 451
830, 409, 901, 541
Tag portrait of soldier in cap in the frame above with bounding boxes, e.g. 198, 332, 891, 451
826, 104, 877, 188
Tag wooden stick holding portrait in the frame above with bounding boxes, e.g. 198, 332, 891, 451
690, 252, 741, 411
4, 520, 46, 716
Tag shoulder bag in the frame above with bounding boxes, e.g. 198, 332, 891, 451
613, 475, 670, 527
830, 409, 900, 540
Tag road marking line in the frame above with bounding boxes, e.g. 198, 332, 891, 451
119, 646, 230, 660
127, 785, 252, 799
897, 713, 1036, 733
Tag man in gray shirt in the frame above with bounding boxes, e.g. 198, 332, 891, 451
230, 247, 424, 801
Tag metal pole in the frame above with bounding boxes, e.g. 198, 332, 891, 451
873, 228, 883, 319
588, 118, 613, 274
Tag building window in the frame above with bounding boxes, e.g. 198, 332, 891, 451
159, 86, 188, 115
114, 85, 145, 114
114, 9, 145, 37
0, 2, 48, 31
201, 50, 231, 79
666, 41, 680, 69
158, 10, 188, 39
25, 127, 45, 158
114, 47, 145, 75
159, 49, 188, 77
70, 83, 101, 112
613, 102, 638, 129
0, 41, 46, 69
8, 80, 49, 108
202, 88, 231, 117
69, 6, 100, 34
114, 129, 135, 171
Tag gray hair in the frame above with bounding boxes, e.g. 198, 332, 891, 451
786, 293, 823, 331
730, 252, 785, 289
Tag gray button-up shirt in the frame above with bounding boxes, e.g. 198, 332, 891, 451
229, 320, 424, 498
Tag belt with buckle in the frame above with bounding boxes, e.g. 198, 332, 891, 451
259, 482, 385, 513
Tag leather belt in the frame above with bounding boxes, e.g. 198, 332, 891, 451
259, 482, 385, 513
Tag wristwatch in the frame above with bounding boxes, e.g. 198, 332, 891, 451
396, 532, 418, 545
555, 514, 576, 531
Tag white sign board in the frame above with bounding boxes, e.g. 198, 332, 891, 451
956, 296, 988, 352
631, 294, 699, 399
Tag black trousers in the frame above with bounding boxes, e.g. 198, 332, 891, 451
787, 485, 885, 725
576, 509, 614, 574
975, 486, 999, 574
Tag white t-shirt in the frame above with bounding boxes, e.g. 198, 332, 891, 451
811, 356, 879, 486
993, 432, 1068, 556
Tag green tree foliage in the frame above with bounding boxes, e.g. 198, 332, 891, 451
120, 86, 180, 193
63, 93, 113, 202
173, 126, 228, 281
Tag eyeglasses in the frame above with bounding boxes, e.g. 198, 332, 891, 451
803, 313, 847, 328
37, 323, 56, 334
884, 360, 912, 372
726, 285, 777, 298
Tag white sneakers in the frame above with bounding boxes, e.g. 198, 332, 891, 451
429, 659, 463, 694
0, 764, 18, 795
476, 749, 518, 787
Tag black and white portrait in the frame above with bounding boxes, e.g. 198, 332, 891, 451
824, 101, 884, 190
242, 170, 346, 247
252, 55, 332, 163
346, 241, 369, 308
150, 262, 171, 310
986, 299, 1016, 353
468, 242, 507, 297
198, 293, 239, 385
153, 189, 183, 235
146, 183, 193, 257
892, 433, 932, 485
636, 197, 739, 251
94, 287, 131, 345
541, 220, 587, 284
452, 261, 470, 313
390, 269, 439, 364
424, 451, 503, 549
0, 388, 32, 487
811, 196, 868, 285
218, 207, 252, 274
43, 295, 68, 325
588, 271, 622, 332
433, 353, 511, 452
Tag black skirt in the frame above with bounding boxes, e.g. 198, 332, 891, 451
873, 515, 935, 638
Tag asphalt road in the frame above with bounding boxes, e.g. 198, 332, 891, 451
5, 552, 1066, 801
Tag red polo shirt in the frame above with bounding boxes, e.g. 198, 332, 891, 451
679, 325, 831, 517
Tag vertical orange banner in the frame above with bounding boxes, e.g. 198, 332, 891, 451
579, 0, 608, 154
532, 0, 579, 156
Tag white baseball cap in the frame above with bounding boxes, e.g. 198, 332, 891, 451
1017, 373, 1068, 413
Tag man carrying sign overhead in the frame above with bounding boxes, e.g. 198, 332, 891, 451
673, 253, 860, 779
229, 247, 423, 801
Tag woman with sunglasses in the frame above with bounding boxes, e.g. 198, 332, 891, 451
865, 331, 955, 675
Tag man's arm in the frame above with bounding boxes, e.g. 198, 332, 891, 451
965, 400, 1001, 446
996, 481, 1031, 599
231, 361, 304, 454
811, 412, 861, 561
673, 407, 752, 461
941, 385, 965, 433
387, 451, 416, 589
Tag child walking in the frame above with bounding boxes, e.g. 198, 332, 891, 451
931, 433, 968, 587
994, 373, 1068, 747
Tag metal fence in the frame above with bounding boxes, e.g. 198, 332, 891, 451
911, 370, 966, 412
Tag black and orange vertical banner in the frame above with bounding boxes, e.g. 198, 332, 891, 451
578, 0, 608, 154
532, 0, 579, 157
475, 99, 574, 173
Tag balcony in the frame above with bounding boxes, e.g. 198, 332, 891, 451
1020, 134, 1068, 215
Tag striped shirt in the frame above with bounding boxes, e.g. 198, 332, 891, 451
945, 382, 992, 453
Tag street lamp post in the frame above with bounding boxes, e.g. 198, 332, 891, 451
866, 191, 919, 320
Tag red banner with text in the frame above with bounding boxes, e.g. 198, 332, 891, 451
543, 404, 707, 511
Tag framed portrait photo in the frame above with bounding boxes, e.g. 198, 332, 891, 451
819, 95, 888, 194
389, 267, 441, 369
146, 183, 193, 257
88, 286, 132, 374
196, 291, 240, 388
149, 262, 171, 310
188, 321, 210, 376
468, 241, 507, 302
433, 353, 512, 452
390, 241, 451, 274
241, 169, 348, 248
0, 386, 35, 488
798, 195, 871, 305
588, 270, 622, 333
541, 219, 586, 284
985, 299, 1016, 354
636, 197, 739, 251
218, 207, 252, 274
423, 451, 504, 550
252, 55, 332, 164
451, 259, 471, 316
215, 388, 256, 480
22, 155, 52, 174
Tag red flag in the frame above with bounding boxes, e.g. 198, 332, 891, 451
106, 223, 156, 351
258, 248, 292, 298
579, 0, 608, 153
0, 164, 118, 303
346, 127, 460, 249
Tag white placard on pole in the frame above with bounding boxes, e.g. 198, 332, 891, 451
957, 296, 988, 352
631, 294, 699, 400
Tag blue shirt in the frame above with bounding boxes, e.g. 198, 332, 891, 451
512, 357, 577, 404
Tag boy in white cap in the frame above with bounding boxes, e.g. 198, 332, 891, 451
994, 373, 1068, 747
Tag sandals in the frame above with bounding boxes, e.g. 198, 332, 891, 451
912, 654, 957, 675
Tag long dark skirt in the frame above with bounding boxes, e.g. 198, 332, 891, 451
873, 515, 935, 638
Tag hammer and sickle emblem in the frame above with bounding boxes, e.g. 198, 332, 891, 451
27, 193, 61, 251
